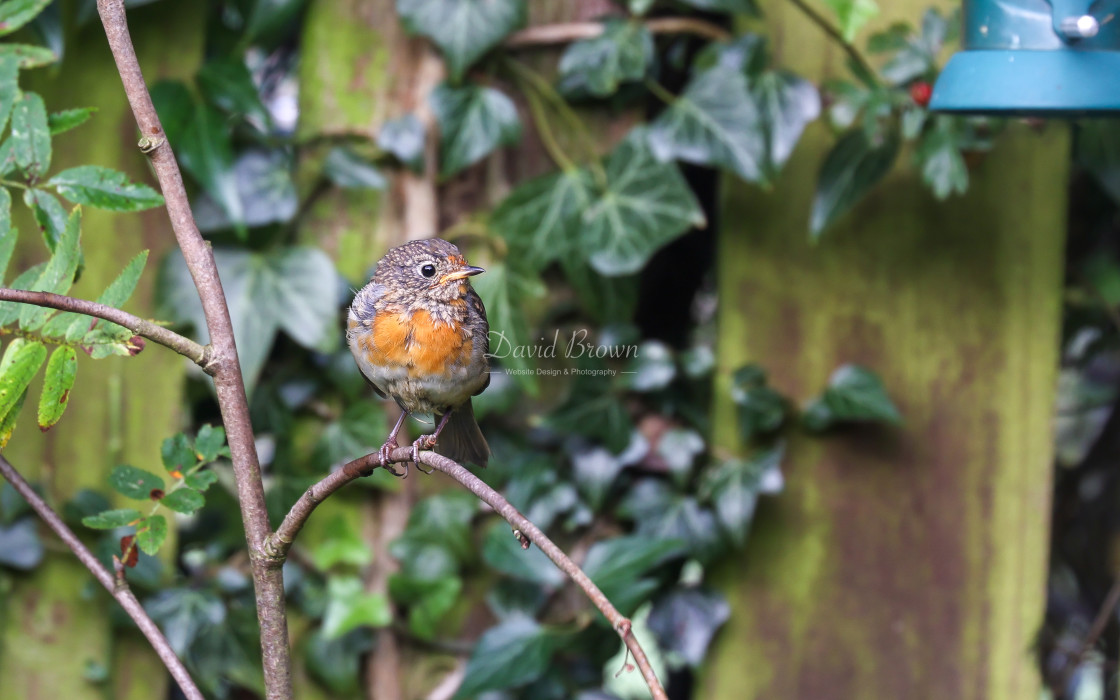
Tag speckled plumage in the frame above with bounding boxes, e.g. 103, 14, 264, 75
347, 239, 490, 467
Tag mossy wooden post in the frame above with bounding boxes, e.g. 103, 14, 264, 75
700, 3, 1066, 698
0, 5, 201, 699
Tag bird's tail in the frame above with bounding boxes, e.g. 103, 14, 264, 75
435, 399, 490, 468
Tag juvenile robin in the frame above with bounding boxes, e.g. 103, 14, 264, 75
347, 238, 491, 472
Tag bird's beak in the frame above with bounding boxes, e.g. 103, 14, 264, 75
439, 266, 485, 284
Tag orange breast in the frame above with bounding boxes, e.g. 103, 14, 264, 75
362, 309, 473, 377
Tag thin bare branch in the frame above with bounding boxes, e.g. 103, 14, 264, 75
267, 448, 669, 700
505, 17, 731, 48
0, 455, 204, 700
94, 1, 289, 696
0, 288, 208, 365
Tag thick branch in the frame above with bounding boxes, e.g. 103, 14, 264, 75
505, 17, 731, 48
268, 449, 669, 700
95, 1, 289, 697
0, 288, 208, 365
0, 455, 204, 700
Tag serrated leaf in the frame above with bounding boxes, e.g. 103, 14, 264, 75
803, 364, 903, 430
0, 262, 44, 327
377, 114, 425, 171
81, 508, 141, 530
160, 487, 204, 515
396, 0, 526, 82
135, 514, 168, 555
0, 44, 55, 69
48, 165, 164, 211
0, 55, 20, 135
36, 345, 75, 429
109, 464, 166, 500
810, 128, 900, 238
431, 83, 521, 177
821, 0, 880, 41
197, 57, 271, 128
322, 576, 391, 640
48, 107, 95, 134
161, 433, 195, 473
19, 206, 80, 330
0, 0, 52, 37
0, 339, 47, 424
0, 386, 25, 448
491, 166, 593, 271
0, 187, 12, 282
10, 92, 51, 179
194, 424, 226, 462
323, 147, 387, 190
23, 188, 67, 253
453, 616, 562, 698
648, 65, 765, 182
557, 19, 653, 98
184, 470, 218, 491
584, 130, 706, 275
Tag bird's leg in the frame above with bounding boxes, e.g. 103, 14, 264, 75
378, 410, 409, 477
410, 410, 455, 473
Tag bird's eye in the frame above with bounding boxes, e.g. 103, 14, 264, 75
420, 264, 437, 278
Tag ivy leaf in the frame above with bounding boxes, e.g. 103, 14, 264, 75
0, 339, 47, 425
701, 446, 784, 546
431, 83, 521, 178
647, 588, 731, 668
583, 535, 684, 614
619, 479, 724, 563
754, 70, 820, 177
453, 616, 562, 698
109, 464, 166, 500
810, 127, 900, 238
0, 44, 55, 69
323, 147, 387, 190
135, 514, 168, 555
557, 19, 653, 98
482, 520, 565, 587
396, 0, 526, 82
377, 114, 425, 171
191, 149, 297, 232
803, 364, 903, 430
176, 101, 243, 234
624, 340, 676, 392
81, 508, 141, 530
160, 487, 205, 515
821, 0, 880, 41
394, 576, 461, 640
405, 491, 477, 562
584, 130, 706, 275
48, 107, 95, 134
312, 400, 385, 469
471, 261, 545, 391
490, 167, 593, 270
648, 65, 765, 183
0, 518, 43, 570
314, 516, 374, 570
197, 57, 271, 128
730, 364, 788, 440
322, 576, 391, 640
11, 92, 51, 179
0, 0, 52, 37
916, 116, 968, 200
48, 165, 164, 211
36, 345, 76, 430
194, 424, 227, 463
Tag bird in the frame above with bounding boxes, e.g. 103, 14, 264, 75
347, 238, 491, 473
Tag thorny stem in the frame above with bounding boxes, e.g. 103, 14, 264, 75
267, 448, 670, 700
0, 455, 205, 700
0, 288, 208, 365
95, 1, 289, 697
785, 0, 880, 86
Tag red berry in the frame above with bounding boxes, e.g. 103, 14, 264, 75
910, 81, 932, 107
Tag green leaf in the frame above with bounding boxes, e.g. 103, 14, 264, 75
177, 101, 243, 233
396, 0, 526, 82
0, 55, 18, 136
916, 116, 968, 200
546, 356, 633, 453
0, 518, 43, 570
0, 386, 25, 448
36, 345, 75, 430
10, 92, 51, 179
482, 520, 565, 587
583, 535, 684, 605
109, 464, 166, 500
19, 206, 80, 331
584, 130, 706, 275
701, 446, 783, 546
453, 616, 562, 698
194, 424, 227, 462
313, 516, 373, 570
625, 340, 675, 392
197, 57, 271, 128
0, 44, 55, 69
191, 148, 297, 232
323, 147, 387, 190
23, 188, 67, 252
753, 70, 820, 177
0, 188, 12, 282
431, 83, 521, 178
135, 514, 168, 555
657, 428, 705, 485
647, 588, 731, 668
0, 0, 52, 36
184, 470, 218, 492
821, 0, 880, 41
48, 107, 95, 134
312, 399, 385, 468
490, 167, 593, 271
557, 19, 653, 98
0, 339, 47, 424
48, 165, 164, 211
731, 364, 788, 439
803, 364, 903, 430
242, 0, 309, 48
648, 65, 765, 182
377, 114, 425, 171
161, 433, 195, 473
810, 127, 900, 238
81, 508, 142, 530
322, 576, 391, 640
394, 576, 461, 640
48, 249, 148, 343
677, 0, 759, 12
620, 479, 724, 563
0, 262, 44, 327
404, 491, 477, 562
159, 487, 205, 515
471, 261, 546, 390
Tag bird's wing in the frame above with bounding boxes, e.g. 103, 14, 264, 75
467, 287, 490, 395
349, 282, 389, 399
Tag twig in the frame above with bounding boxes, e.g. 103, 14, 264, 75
785, 0, 879, 85
0, 455, 204, 700
505, 17, 731, 48
267, 448, 669, 700
94, 1, 290, 697
1056, 576, 1120, 693
0, 288, 208, 366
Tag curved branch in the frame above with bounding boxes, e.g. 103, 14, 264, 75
785, 0, 879, 85
505, 17, 731, 48
0, 288, 208, 366
267, 448, 669, 700
0, 455, 205, 700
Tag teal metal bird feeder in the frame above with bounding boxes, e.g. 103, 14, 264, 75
929, 0, 1120, 114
